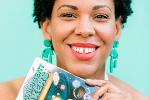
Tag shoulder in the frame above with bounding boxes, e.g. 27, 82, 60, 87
108, 74, 150, 100
0, 77, 25, 100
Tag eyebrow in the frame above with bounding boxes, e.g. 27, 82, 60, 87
93, 5, 112, 12
57, 5, 78, 11
57, 4, 111, 12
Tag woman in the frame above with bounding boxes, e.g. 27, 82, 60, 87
0, 0, 150, 100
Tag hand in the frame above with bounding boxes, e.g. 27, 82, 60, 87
86, 79, 132, 100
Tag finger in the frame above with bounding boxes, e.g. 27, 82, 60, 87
93, 82, 123, 100
101, 92, 123, 100
102, 92, 132, 100
100, 82, 122, 93
93, 84, 109, 100
86, 79, 107, 87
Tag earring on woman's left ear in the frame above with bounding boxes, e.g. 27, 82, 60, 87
110, 40, 119, 73
42, 39, 54, 63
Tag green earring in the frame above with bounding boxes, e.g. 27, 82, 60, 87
110, 40, 119, 73
42, 39, 54, 63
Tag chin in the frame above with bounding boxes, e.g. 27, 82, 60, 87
67, 66, 98, 79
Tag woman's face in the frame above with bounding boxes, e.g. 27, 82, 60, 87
42, 0, 122, 79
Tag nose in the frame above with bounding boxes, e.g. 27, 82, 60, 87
74, 16, 95, 38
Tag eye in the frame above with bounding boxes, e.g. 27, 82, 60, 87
95, 14, 108, 19
61, 13, 75, 17
94, 14, 109, 21
59, 13, 77, 20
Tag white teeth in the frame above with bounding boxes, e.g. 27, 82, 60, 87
72, 46, 96, 54
85, 48, 89, 53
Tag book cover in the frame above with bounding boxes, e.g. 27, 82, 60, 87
16, 57, 97, 100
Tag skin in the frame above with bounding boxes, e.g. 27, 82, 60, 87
42, 0, 121, 80
0, 0, 150, 100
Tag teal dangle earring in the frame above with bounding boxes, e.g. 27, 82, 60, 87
110, 40, 119, 73
42, 39, 54, 63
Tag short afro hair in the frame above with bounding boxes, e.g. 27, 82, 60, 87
33, 0, 133, 28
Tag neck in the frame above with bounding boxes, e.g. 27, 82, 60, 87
87, 65, 106, 80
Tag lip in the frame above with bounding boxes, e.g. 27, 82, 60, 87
70, 43, 98, 48
68, 43, 99, 61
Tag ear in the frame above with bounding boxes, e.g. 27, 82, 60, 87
41, 18, 52, 40
115, 16, 122, 40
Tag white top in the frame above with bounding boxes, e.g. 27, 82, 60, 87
105, 73, 109, 80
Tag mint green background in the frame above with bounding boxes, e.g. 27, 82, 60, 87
0, 0, 149, 96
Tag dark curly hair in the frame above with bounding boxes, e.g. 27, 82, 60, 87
33, 0, 133, 28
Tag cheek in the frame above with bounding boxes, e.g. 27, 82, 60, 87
51, 19, 75, 43
95, 23, 116, 45
95, 22, 116, 57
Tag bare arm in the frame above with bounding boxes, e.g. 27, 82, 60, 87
0, 77, 25, 100
0, 82, 16, 100
109, 74, 150, 100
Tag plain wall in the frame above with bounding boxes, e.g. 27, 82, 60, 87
0, 0, 150, 96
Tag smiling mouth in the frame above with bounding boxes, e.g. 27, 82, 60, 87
72, 46, 96, 54
68, 43, 99, 60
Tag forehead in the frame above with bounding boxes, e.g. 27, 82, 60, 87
54, 0, 114, 11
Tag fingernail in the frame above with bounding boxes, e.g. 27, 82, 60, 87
86, 79, 92, 82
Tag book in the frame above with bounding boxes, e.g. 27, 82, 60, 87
16, 57, 97, 100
